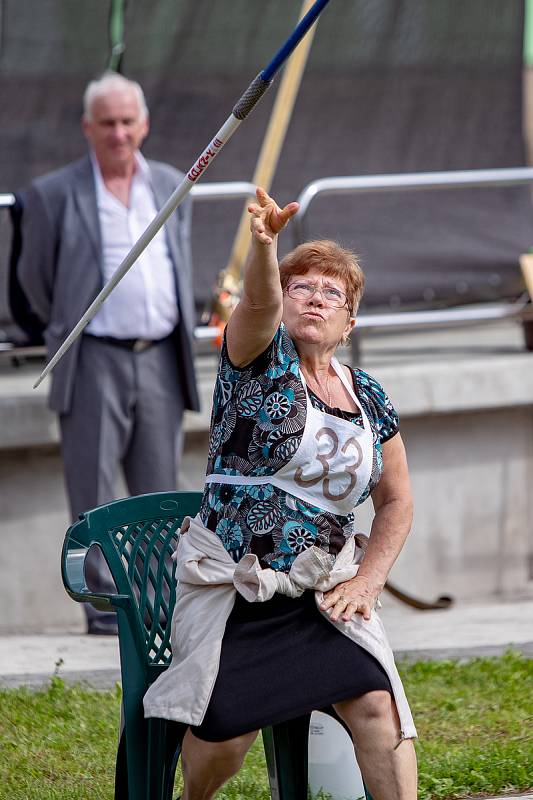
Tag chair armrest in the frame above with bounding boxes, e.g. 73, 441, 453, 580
61, 539, 129, 612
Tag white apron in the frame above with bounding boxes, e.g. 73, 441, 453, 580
205, 357, 374, 517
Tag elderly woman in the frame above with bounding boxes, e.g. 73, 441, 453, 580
144, 188, 417, 800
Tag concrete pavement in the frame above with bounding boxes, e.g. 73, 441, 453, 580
484, 796, 533, 799
1, 593, 531, 690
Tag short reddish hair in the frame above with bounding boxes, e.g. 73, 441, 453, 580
279, 240, 364, 313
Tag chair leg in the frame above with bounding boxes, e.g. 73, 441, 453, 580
263, 714, 312, 800
161, 722, 187, 800
147, 719, 187, 800
114, 730, 129, 800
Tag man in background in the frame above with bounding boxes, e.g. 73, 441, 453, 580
18, 72, 199, 634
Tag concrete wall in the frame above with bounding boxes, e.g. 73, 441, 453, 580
0, 436, 210, 634
356, 409, 533, 602
1, 347, 533, 633
354, 350, 533, 604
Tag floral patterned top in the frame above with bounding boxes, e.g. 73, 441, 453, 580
199, 324, 399, 572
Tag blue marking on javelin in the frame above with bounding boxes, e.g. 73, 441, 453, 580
260, 0, 332, 83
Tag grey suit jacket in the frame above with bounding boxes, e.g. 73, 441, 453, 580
18, 154, 200, 415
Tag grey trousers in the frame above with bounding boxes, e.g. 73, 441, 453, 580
59, 334, 184, 627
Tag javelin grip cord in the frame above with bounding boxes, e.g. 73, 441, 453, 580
232, 74, 272, 120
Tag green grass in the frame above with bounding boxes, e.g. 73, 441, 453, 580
0, 652, 531, 800
403, 651, 533, 799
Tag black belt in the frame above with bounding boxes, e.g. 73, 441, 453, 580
84, 334, 159, 353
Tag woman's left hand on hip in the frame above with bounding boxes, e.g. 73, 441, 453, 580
321, 575, 378, 622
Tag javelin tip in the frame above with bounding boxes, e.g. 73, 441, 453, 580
33, 360, 53, 388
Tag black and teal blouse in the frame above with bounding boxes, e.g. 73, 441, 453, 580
200, 324, 399, 572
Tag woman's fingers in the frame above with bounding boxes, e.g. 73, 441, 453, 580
248, 193, 277, 243
249, 187, 299, 239
256, 186, 273, 206
328, 595, 349, 622
269, 200, 300, 234
342, 600, 372, 622
321, 588, 373, 622
279, 201, 300, 224
250, 216, 273, 244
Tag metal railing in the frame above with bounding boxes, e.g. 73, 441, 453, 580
1, 181, 257, 209
2, 168, 533, 357
292, 167, 533, 331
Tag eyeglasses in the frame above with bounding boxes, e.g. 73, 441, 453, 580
286, 281, 349, 309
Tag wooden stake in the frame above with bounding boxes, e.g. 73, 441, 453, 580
519, 253, 533, 299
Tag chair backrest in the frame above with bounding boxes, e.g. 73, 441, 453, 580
63, 491, 202, 668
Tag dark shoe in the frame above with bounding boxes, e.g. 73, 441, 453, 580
87, 617, 118, 635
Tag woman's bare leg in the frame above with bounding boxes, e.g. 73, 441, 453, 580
180, 727, 259, 800
334, 691, 417, 800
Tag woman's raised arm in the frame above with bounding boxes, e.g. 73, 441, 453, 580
226, 187, 299, 367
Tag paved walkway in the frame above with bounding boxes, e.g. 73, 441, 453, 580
1, 594, 532, 690
482, 796, 533, 800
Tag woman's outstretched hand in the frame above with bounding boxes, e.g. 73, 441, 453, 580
248, 186, 299, 245
321, 575, 380, 622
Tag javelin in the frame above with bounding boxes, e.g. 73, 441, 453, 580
33, 0, 332, 389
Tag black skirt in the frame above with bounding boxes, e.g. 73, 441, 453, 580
190, 590, 392, 742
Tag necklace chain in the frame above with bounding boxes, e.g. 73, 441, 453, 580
304, 367, 332, 407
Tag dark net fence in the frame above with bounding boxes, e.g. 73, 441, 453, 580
0, 0, 531, 341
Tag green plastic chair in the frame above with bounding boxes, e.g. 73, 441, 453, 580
61, 490, 372, 800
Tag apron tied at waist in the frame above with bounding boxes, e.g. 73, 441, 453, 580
143, 515, 417, 742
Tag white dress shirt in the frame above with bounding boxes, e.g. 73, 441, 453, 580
86, 151, 179, 340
